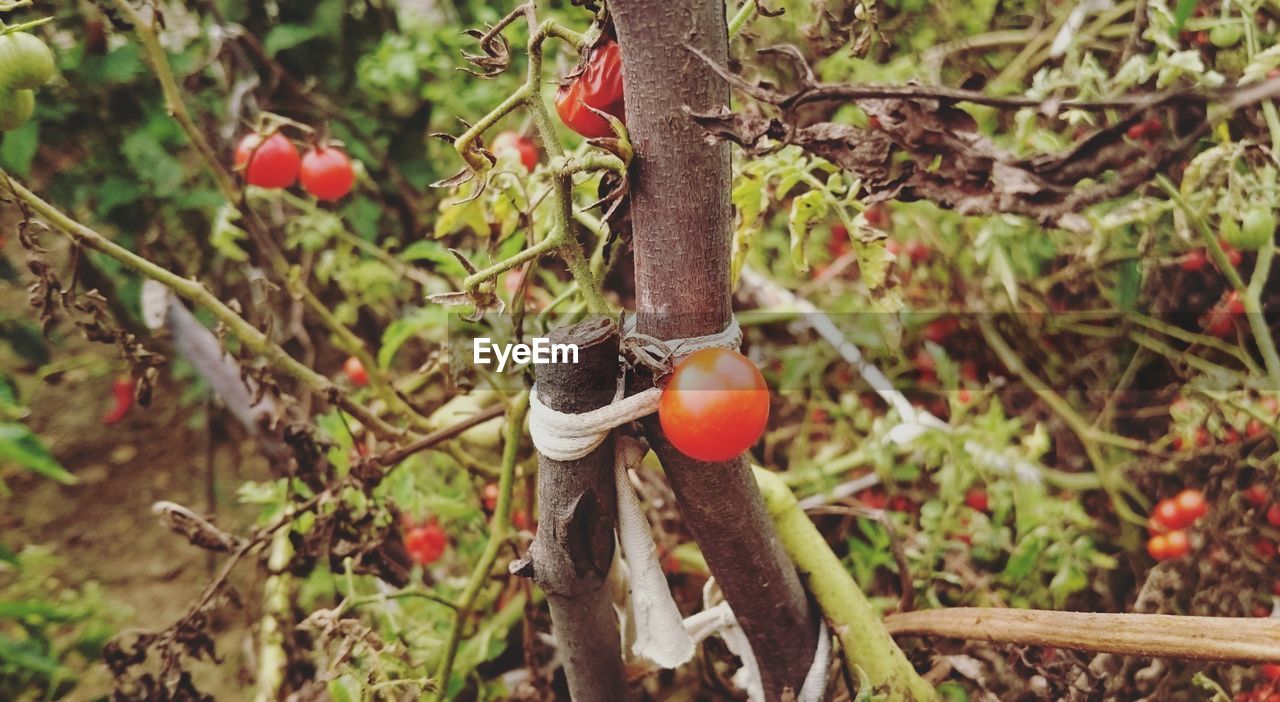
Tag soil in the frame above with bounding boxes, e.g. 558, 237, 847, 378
2, 232, 268, 700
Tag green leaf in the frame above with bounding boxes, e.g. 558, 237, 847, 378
264, 24, 326, 56
378, 308, 445, 369
1171, 0, 1198, 33
788, 190, 828, 273
400, 240, 468, 278
0, 423, 76, 485
0, 633, 63, 677
328, 675, 362, 702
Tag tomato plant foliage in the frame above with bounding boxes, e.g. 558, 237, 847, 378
5, 0, 1280, 700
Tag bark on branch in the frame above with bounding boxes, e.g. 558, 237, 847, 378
518, 318, 627, 702
609, 1, 818, 698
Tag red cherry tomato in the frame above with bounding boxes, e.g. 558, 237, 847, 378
924, 317, 959, 344
299, 146, 355, 201
1146, 533, 1170, 560
555, 40, 626, 139
405, 521, 448, 565
1245, 484, 1272, 507
1248, 418, 1267, 439
1268, 503, 1280, 528
1224, 290, 1246, 316
964, 487, 989, 512
1220, 239, 1245, 267
1163, 529, 1191, 558
1153, 499, 1186, 530
491, 131, 539, 170
1181, 248, 1208, 272
481, 482, 499, 512
102, 377, 135, 425
1264, 663, 1280, 681
1254, 539, 1277, 560
234, 132, 300, 189
864, 203, 891, 229
1173, 489, 1208, 524
905, 240, 930, 264
658, 348, 770, 462
343, 356, 369, 387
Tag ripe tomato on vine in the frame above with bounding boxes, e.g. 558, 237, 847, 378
300, 146, 355, 201
492, 131, 539, 170
235, 132, 300, 189
658, 348, 770, 462
555, 40, 625, 139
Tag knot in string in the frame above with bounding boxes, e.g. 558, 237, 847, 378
527, 316, 743, 461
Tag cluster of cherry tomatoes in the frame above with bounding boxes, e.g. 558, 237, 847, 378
403, 518, 448, 566
1145, 489, 1207, 560
1242, 483, 1280, 567
1170, 394, 1276, 450
234, 131, 356, 202
555, 39, 625, 138
0, 31, 54, 131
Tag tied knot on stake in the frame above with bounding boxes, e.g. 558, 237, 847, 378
525, 316, 832, 701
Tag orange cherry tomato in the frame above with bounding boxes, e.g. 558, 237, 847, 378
658, 348, 770, 462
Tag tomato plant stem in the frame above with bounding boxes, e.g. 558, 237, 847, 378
110, 0, 238, 202
431, 390, 528, 700
1, 170, 405, 442
754, 467, 938, 701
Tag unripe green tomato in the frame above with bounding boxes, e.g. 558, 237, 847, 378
0, 33, 54, 90
1234, 206, 1277, 250
1209, 24, 1243, 48
0, 89, 34, 131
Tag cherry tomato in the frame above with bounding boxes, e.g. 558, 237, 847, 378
481, 482, 499, 512
828, 224, 851, 258
1245, 484, 1271, 507
555, 40, 625, 139
491, 131, 539, 170
405, 521, 448, 565
658, 348, 770, 462
1264, 663, 1280, 681
102, 377, 135, 425
1173, 489, 1208, 524
1181, 249, 1208, 272
1254, 539, 1277, 560
1268, 503, 1280, 528
965, 488, 989, 512
1153, 499, 1186, 530
924, 317, 959, 344
1224, 290, 1246, 316
299, 146, 355, 201
235, 132, 300, 189
1147, 533, 1171, 560
1220, 239, 1245, 267
864, 203, 891, 229
1163, 529, 1191, 558
1249, 418, 1267, 439
858, 487, 888, 510
343, 356, 369, 387
905, 240, 930, 264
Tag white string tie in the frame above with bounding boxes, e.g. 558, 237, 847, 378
524, 315, 828, 697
